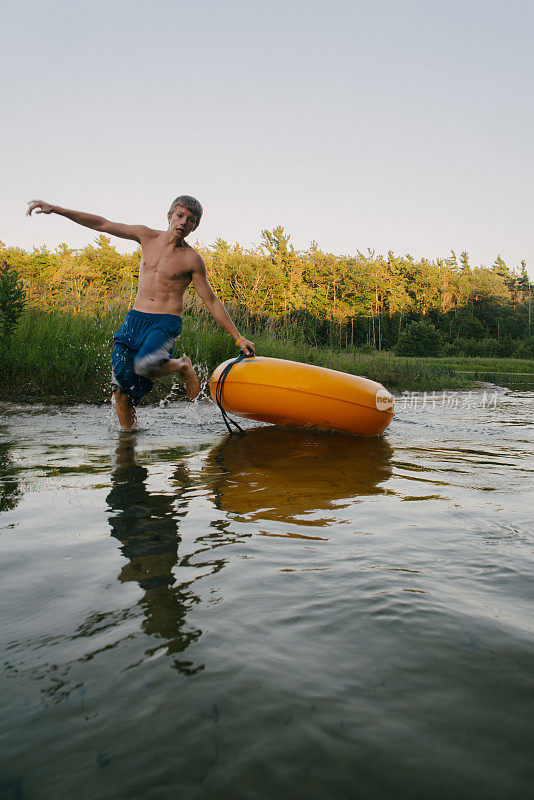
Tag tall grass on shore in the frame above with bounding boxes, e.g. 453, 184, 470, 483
0, 305, 482, 404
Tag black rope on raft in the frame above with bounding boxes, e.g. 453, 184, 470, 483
215, 351, 251, 435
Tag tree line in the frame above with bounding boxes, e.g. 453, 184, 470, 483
1, 227, 532, 356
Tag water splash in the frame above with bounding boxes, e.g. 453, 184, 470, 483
109, 392, 118, 427
109, 391, 138, 431
159, 360, 212, 408
193, 361, 212, 400
106, 356, 215, 432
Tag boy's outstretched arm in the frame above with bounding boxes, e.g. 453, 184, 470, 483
26, 200, 153, 243
192, 258, 255, 356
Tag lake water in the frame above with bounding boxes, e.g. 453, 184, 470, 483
1, 388, 533, 800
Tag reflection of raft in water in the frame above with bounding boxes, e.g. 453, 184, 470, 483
204, 426, 393, 524
210, 356, 394, 437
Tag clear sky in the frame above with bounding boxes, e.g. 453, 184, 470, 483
2, 0, 533, 277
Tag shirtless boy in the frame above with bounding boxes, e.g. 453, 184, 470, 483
27, 196, 255, 430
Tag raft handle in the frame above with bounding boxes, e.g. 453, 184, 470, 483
215, 351, 252, 435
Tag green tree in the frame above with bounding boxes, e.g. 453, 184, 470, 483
0, 261, 27, 344
492, 254, 508, 280
459, 251, 470, 273
28, 245, 57, 281
394, 320, 442, 356
261, 226, 304, 313
81, 235, 125, 288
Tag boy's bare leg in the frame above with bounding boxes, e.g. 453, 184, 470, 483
153, 356, 200, 399
113, 390, 137, 430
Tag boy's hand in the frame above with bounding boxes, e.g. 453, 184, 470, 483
239, 339, 255, 356
27, 200, 53, 216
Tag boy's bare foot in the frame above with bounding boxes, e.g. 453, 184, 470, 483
152, 356, 200, 399
177, 356, 200, 399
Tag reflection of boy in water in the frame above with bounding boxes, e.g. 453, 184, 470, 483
27, 197, 254, 429
107, 434, 202, 673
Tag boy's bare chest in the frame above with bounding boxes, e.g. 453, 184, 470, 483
141, 241, 193, 282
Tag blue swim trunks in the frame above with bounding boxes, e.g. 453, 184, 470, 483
111, 310, 183, 405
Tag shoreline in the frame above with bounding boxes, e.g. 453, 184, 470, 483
0, 382, 523, 411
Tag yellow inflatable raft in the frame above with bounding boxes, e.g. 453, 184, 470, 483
209, 356, 394, 437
